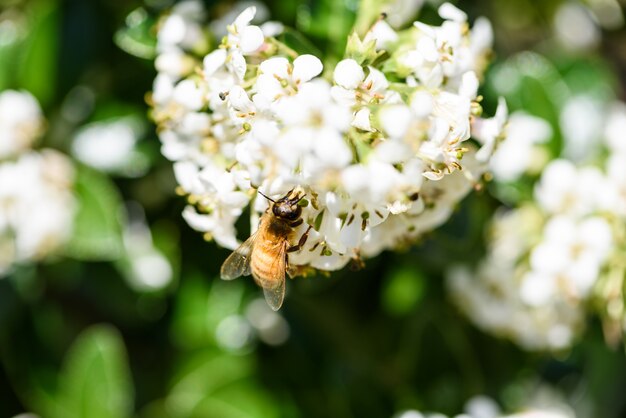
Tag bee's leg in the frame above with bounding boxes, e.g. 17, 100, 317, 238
287, 225, 313, 253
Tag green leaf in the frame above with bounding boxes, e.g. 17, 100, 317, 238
0, 38, 20, 91
345, 32, 384, 65
165, 350, 280, 418
16, 0, 60, 106
190, 382, 281, 418
296, 0, 356, 57
114, 8, 158, 60
64, 165, 125, 261
275, 27, 323, 57
57, 324, 134, 418
170, 351, 254, 400
170, 276, 244, 349
381, 266, 425, 316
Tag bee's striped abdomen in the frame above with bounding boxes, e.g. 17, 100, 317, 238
250, 231, 287, 287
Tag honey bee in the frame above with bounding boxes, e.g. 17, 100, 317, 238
220, 189, 312, 311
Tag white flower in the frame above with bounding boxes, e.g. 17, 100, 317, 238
528, 215, 612, 299
273, 79, 350, 130
260, 21, 284, 37
363, 20, 398, 50
401, 4, 493, 90
332, 61, 403, 133
332, 62, 393, 106
473, 97, 508, 162
0, 150, 75, 275
255, 55, 323, 106
152, 74, 176, 105
605, 102, 626, 155
0, 90, 45, 159
379, 105, 412, 139
535, 160, 610, 217
155, 49, 195, 78
559, 95, 604, 163
417, 91, 473, 178
383, 0, 424, 28
228, 6, 265, 54
172, 79, 206, 110
606, 153, 626, 216
122, 206, 173, 292
438, 3, 468, 22
201, 6, 265, 82
490, 112, 552, 182
554, 3, 600, 51
446, 206, 589, 351
179, 162, 250, 250
72, 117, 144, 174
333, 59, 365, 90
464, 396, 501, 418
157, 0, 206, 52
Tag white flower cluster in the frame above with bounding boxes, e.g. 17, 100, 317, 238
150, 2, 504, 271
396, 392, 575, 418
0, 90, 75, 276
0, 90, 45, 159
553, 0, 623, 52
488, 112, 552, 182
448, 102, 626, 350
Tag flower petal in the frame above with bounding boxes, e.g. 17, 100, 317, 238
229, 51, 247, 81
292, 54, 323, 83
233, 6, 256, 30
228, 85, 254, 112
255, 74, 283, 102
259, 57, 290, 78
333, 59, 364, 90
352, 108, 374, 131
239, 25, 264, 54
203, 49, 227, 78
438, 2, 468, 22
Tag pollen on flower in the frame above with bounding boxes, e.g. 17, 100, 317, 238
150, 2, 506, 270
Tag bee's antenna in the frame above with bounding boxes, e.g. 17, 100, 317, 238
287, 192, 307, 206
257, 190, 276, 203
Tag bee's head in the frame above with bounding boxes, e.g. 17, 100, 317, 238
259, 189, 305, 221
272, 200, 302, 220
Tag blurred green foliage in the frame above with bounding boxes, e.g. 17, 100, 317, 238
65, 166, 126, 261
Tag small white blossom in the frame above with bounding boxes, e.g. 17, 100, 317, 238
0, 90, 45, 159
490, 112, 552, 182
554, 3, 600, 51
535, 160, 610, 217
473, 98, 508, 162
71, 117, 144, 174
0, 150, 75, 275
200, 6, 266, 83
559, 95, 604, 163
255, 55, 323, 106
364, 20, 398, 50
333, 59, 365, 90
605, 102, 626, 155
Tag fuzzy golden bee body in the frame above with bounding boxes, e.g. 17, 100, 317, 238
220, 190, 311, 311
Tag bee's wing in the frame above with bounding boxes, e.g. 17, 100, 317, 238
220, 234, 256, 280
258, 243, 287, 311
